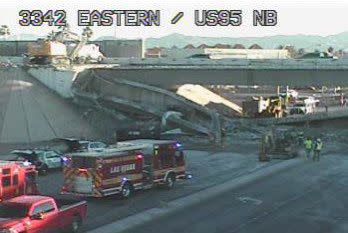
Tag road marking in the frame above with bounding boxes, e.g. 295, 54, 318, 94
238, 196, 263, 205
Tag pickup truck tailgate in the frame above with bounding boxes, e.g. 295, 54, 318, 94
56, 199, 88, 228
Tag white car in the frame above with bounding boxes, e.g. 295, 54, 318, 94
10, 149, 66, 175
288, 89, 299, 99
79, 141, 108, 152
280, 89, 299, 99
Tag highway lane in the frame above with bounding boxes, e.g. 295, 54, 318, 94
0, 68, 101, 143
35, 150, 274, 231
129, 154, 348, 233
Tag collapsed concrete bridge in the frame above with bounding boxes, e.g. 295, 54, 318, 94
98, 58, 348, 88
26, 59, 348, 144
71, 69, 226, 143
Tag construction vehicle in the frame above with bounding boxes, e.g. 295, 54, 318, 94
28, 26, 104, 65
28, 40, 67, 65
0, 161, 38, 201
285, 96, 320, 115
259, 127, 299, 161
243, 96, 286, 118
61, 140, 187, 198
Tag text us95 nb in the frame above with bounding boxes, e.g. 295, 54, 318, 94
195, 10, 277, 26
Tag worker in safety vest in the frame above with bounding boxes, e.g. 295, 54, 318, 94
313, 138, 323, 162
304, 137, 313, 159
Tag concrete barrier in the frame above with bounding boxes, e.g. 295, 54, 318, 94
27, 67, 78, 98
27, 64, 116, 98
251, 108, 348, 125
0, 56, 24, 64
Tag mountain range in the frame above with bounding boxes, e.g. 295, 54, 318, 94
145, 32, 348, 50
3, 31, 348, 50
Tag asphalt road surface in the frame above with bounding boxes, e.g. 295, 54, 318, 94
36, 150, 273, 232
0, 68, 100, 143
129, 153, 348, 233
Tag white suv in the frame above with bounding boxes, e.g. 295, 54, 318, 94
79, 141, 107, 152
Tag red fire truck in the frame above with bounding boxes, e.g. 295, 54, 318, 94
62, 140, 186, 198
0, 161, 38, 201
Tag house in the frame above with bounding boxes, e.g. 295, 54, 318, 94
197, 44, 212, 49
184, 44, 196, 49
214, 43, 231, 49
145, 47, 165, 58
249, 44, 263, 49
232, 44, 245, 49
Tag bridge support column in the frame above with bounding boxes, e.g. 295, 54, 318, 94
210, 110, 222, 145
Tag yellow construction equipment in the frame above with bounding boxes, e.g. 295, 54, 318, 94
27, 26, 103, 65
243, 96, 286, 118
259, 127, 299, 161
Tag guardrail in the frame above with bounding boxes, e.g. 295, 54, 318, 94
108, 58, 348, 70
243, 108, 348, 125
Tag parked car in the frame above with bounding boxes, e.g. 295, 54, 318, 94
78, 140, 108, 152
279, 89, 299, 99
52, 138, 108, 152
0, 195, 87, 233
10, 149, 67, 175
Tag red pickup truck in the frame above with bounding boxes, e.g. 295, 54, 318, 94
0, 195, 87, 233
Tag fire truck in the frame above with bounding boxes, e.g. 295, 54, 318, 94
61, 140, 186, 198
0, 161, 38, 201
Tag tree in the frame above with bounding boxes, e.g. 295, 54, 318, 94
0, 25, 10, 39
283, 45, 296, 58
298, 48, 305, 55
47, 30, 55, 40
327, 46, 334, 53
82, 27, 93, 40
58, 24, 70, 31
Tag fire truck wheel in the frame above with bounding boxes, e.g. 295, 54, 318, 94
121, 183, 133, 198
69, 216, 82, 233
165, 174, 176, 189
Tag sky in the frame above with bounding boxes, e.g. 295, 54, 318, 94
1, 0, 348, 39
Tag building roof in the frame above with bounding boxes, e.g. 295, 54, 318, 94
145, 47, 164, 57
197, 44, 211, 49
146, 47, 163, 53
232, 44, 245, 49
249, 44, 263, 49
214, 44, 231, 49
184, 44, 196, 49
